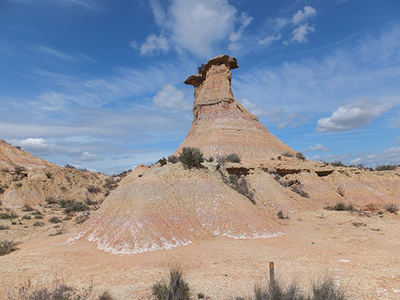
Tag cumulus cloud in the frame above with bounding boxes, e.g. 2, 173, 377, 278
316, 98, 393, 132
292, 6, 316, 25
153, 84, 191, 111
133, 0, 251, 57
292, 23, 315, 43
259, 34, 281, 46
136, 34, 169, 56
169, 0, 236, 56
306, 144, 328, 152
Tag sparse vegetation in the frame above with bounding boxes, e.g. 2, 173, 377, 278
6, 280, 94, 300
87, 185, 101, 194
45, 196, 58, 204
22, 214, 31, 220
168, 155, 179, 163
49, 216, 61, 223
22, 205, 33, 212
0, 186, 4, 194
98, 291, 115, 300
75, 212, 90, 224
0, 240, 17, 256
33, 221, 43, 226
65, 164, 76, 169
282, 151, 294, 158
330, 161, 345, 167
277, 210, 289, 220
45, 171, 52, 179
0, 212, 18, 219
157, 157, 167, 166
290, 184, 309, 198
375, 164, 398, 171
325, 202, 355, 212
152, 269, 190, 300
228, 174, 255, 204
296, 152, 306, 161
234, 276, 346, 300
216, 153, 241, 165
206, 157, 214, 162
179, 147, 204, 169
386, 203, 398, 214
14, 166, 26, 175
0, 225, 9, 230
59, 200, 89, 214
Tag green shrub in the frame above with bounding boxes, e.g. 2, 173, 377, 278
0, 240, 17, 256
282, 151, 294, 158
331, 161, 345, 167
158, 157, 167, 166
45, 196, 58, 204
22, 214, 31, 220
291, 184, 309, 198
168, 155, 179, 163
152, 269, 190, 300
179, 147, 204, 169
22, 205, 33, 212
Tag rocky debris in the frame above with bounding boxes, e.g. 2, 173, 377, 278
176, 55, 294, 162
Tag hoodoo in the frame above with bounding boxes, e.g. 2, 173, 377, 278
176, 54, 293, 162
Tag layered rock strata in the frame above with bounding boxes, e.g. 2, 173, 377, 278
176, 55, 293, 161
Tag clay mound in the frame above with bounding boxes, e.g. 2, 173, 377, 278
0, 140, 56, 170
72, 164, 282, 254
175, 55, 293, 162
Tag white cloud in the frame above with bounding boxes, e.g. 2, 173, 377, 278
35, 45, 74, 60
292, 6, 316, 25
316, 98, 393, 132
11, 138, 50, 154
292, 23, 315, 43
349, 147, 400, 167
229, 12, 253, 43
239, 99, 309, 128
306, 144, 328, 152
169, 0, 236, 56
153, 84, 191, 111
259, 34, 281, 46
137, 34, 169, 56
149, 0, 166, 27
78, 151, 98, 161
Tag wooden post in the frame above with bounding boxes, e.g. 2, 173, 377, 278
269, 261, 275, 285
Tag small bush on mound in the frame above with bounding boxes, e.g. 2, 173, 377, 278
179, 147, 204, 169
226, 153, 241, 163
207, 157, 214, 162
296, 152, 306, 161
331, 161, 345, 167
45, 196, 58, 205
291, 184, 309, 198
229, 174, 255, 204
87, 185, 101, 194
0, 186, 4, 194
0, 240, 17, 256
282, 151, 294, 158
157, 157, 167, 166
49, 216, 61, 224
375, 164, 397, 171
386, 203, 399, 214
22, 205, 33, 212
326, 202, 354, 212
22, 214, 31, 220
277, 210, 289, 220
152, 269, 191, 300
168, 155, 179, 164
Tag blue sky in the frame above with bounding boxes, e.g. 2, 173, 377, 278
0, 0, 399, 174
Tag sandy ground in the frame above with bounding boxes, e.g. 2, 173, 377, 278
1, 209, 399, 299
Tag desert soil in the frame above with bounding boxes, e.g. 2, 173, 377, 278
1, 209, 399, 300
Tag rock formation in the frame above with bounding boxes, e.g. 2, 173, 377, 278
175, 55, 294, 162
0, 140, 56, 170
0, 141, 110, 208
70, 55, 400, 255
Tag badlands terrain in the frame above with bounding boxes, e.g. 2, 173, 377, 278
1, 55, 399, 299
